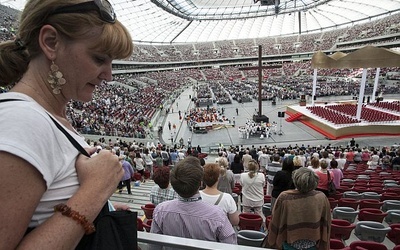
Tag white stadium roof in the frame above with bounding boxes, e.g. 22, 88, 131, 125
2, 0, 400, 44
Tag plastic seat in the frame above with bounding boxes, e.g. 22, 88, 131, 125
385, 210, 400, 224
387, 223, 400, 245
264, 195, 271, 203
237, 230, 266, 247
330, 219, 356, 241
338, 198, 360, 210
328, 197, 338, 210
329, 238, 346, 250
332, 207, 359, 223
141, 203, 156, 219
382, 200, 400, 212
383, 179, 398, 184
238, 213, 263, 231
348, 240, 388, 250
354, 221, 391, 243
384, 183, 400, 189
357, 208, 388, 223
361, 192, 381, 200
381, 192, 400, 202
359, 199, 383, 209
343, 191, 362, 200
262, 203, 272, 218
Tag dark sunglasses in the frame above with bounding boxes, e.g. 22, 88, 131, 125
49, 0, 116, 24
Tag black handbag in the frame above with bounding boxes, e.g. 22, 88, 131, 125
48, 112, 138, 250
76, 204, 138, 250
3, 98, 138, 250
327, 170, 336, 196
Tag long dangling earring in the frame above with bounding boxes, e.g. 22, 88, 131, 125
47, 61, 66, 94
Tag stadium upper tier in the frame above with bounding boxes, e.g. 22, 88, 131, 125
1, 0, 400, 44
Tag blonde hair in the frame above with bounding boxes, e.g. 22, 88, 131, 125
217, 157, 228, 177
247, 160, 259, 178
293, 156, 302, 167
0, 0, 133, 85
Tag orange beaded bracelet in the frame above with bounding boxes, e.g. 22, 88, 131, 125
54, 203, 96, 235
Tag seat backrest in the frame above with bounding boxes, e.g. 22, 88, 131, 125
355, 221, 391, 243
333, 207, 359, 223
237, 230, 266, 247
239, 213, 263, 231
349, 240, 388, 250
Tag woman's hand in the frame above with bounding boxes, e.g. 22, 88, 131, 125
75, 149, 123, 197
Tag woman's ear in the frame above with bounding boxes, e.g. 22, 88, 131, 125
38, 24, 59, 60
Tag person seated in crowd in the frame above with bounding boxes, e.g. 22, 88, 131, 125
150, 157, 237, 246
265, 167, 331, 250
150, 166, 179, 206
200, 163, 239, 226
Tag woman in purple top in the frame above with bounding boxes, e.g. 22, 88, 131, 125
118, 155, 135, 195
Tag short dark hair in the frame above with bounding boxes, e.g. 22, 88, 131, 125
282, 157, 295, 172
330, 159, 338, 169
170, 156, 203, 198
153, 166, 171, 189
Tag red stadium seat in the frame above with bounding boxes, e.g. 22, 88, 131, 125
238, 213, 263, 231
141, 203, 155, 220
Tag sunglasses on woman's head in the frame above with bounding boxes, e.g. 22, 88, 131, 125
49, 0, 116, 24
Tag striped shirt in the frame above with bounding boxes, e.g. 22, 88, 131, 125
266, 161, 282, 184
150, 194, 237, 245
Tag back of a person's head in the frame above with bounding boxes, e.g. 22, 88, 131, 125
0, 0, 133, 86
272, 154, 281, 162
293, 156, 302, 167
282, 157, 295, 172
330, 159, 338, 169
153, 166, 170, 189
203, 163, 220, 187
247, 160, 259, 178
292, 167, 319, 193
320, 159, 328, 169
170, 156, 203, 198
311, 157, 320, 169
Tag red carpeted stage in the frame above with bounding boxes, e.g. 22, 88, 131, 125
285, 100, 400, 140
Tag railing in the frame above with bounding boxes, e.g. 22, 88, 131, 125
138, 231, 272, 250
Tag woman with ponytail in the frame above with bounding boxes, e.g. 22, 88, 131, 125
240, 159, 265, 218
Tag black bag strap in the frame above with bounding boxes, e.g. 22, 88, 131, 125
327, 169, 332, 181
0, 98, 89, 157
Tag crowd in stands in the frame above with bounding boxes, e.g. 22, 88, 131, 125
1, 4, 399, 139
122, 12, 400, 63
103, 134, 400, 248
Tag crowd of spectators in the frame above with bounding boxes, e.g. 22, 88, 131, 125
1, 4, 399, 139
122, 12, 400, 63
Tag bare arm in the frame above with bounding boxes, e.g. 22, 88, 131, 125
0, 149, 123, 249
228, 211, 240, 226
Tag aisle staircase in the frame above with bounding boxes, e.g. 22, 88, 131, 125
285, 112, 303, 122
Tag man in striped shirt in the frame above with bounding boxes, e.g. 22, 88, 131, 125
266, 154, 282, 196
150, 156, 237, 246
